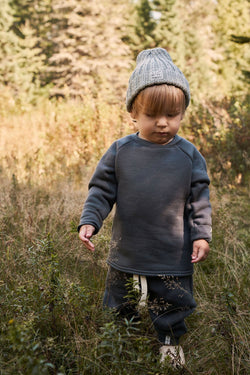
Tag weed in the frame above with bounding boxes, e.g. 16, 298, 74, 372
0, 93, 249, 374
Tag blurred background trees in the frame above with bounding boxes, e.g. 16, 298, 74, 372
0, 0, 249, 185
1, 0, 249, 103
2, 0, 132, 101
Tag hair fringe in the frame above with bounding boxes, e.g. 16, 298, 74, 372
131, 85, 186, 117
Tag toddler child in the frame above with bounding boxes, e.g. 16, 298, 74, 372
78, 47, 212, 368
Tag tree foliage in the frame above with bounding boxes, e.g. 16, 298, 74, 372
43, 0, 132, 101
124, 0, 157, 56
0, 0, 249, 104
212, 0, 250, 95
0, 0, 46, 101
126, 0, 249, 103
0, 0, 132, 103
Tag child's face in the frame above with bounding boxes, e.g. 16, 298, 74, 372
134, 111, 183, 145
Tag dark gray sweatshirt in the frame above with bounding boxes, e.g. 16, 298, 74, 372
79, 133, 212, 276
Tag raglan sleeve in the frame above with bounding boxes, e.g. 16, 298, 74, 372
78, 141, 117, 234
187, 148, 212, 242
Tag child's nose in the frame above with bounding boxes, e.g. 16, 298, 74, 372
157, 116, 168, 126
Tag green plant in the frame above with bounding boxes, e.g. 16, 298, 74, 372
7, 320, 55, 375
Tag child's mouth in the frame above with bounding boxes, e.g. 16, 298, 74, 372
156, 132, 168, 136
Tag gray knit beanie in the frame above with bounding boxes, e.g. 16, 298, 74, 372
126, 47, 190, 112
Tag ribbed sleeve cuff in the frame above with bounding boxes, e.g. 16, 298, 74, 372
190, 225, 212, 243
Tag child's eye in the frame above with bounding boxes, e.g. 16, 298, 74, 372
167, 113, 180, 118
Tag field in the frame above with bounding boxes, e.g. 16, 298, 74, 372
0, 98, 249, 374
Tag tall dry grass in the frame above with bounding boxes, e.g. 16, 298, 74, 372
0, 93, 133, 185
0, 93, 249, 374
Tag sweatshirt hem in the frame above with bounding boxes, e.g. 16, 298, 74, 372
107, 260, 194, 277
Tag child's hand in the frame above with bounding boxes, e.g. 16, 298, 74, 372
191, 239, 210, 263
79, 225, 96, 251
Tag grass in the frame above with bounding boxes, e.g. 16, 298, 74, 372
0, 96, 249, 374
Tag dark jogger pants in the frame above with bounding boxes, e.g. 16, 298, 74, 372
103, 267, 196, 345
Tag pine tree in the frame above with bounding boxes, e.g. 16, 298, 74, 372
152, 0, 177, 51
129, 0, 157, 56
212, 0, 250, 96
173, 0, 218, 102
127, 0, 218, 102
0, 0, 17, 86
230, 34, 250, 82
46, 0, 132, 101
10, 0, 53, 65
0, 0, 45, 102
125, 0, 250, 102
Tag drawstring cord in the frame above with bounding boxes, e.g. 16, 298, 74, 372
133, 274, 148, 307
133, 274, 171, 346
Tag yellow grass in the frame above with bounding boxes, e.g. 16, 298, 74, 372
0, 95, 134, 186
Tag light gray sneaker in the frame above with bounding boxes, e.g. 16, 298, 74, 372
160, 345, 185, 369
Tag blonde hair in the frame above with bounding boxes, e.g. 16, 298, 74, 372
131, 84, 186, 117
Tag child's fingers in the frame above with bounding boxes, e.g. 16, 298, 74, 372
191, 247, 199, 263
84, 239, 95, 251
191, 249, 204, 263
191, 240, 210, 263
79, 225, 95, 251
80, 236, 95, 251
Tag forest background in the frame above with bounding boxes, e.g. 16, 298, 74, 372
0, 0, 249, 374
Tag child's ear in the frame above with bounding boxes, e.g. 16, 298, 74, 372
130, 112, 137, 123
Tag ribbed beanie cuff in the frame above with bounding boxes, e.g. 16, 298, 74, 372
126, 48, 190, 112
